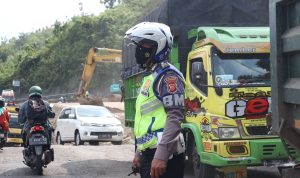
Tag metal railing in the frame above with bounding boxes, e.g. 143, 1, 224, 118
15, 92, 77, 104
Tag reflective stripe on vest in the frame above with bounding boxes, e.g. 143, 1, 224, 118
140, 98, 162, 116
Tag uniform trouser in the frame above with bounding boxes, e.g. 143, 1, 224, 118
140, 148, 184, 178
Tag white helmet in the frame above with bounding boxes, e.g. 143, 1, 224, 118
125, 22, 173, 65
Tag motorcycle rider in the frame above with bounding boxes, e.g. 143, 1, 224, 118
124, 22, 186, 178
0, 96, 10, 149
18, 86, 55, 147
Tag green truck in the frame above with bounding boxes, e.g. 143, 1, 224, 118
270, 0, 300, 177
122, 0, 300, 177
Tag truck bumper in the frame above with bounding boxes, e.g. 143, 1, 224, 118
200, 138, 300, 167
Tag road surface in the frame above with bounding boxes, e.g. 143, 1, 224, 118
0, 143, 281, 178
2, 102, 281, 177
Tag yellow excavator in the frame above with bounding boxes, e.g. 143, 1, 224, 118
77, 47, 122, 105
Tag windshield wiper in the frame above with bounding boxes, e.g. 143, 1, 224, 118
229, 78, 266, 91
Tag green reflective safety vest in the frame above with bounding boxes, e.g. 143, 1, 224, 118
134, 73, 167, 151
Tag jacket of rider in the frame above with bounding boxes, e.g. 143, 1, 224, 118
18, 99, 55, 133
0, 107, 10, 131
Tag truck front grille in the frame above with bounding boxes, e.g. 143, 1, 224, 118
262, 144, 276, 155
246, 126, 269, 135
286, 144, 297, 156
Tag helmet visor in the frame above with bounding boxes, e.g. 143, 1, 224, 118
126, 36, 157, 47
124, 36, 157, 65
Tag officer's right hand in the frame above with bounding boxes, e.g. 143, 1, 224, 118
151, 158, 166, 178
132, 155, 140, 175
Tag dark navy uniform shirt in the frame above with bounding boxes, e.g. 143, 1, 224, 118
151, 62, 185, 161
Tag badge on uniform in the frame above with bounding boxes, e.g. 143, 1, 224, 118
141, 79, 151, 96
164, 76, 178, 94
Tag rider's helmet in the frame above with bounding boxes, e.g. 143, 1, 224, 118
0, 97, 5, 107
124, 22, 173, 67
28, 86, 42, 97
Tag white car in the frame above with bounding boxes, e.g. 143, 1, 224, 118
55, 105, 124, 145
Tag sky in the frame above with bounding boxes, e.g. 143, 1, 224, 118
0, 0, 105, 40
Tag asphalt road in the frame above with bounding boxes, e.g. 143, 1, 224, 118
0, 143, 281, 178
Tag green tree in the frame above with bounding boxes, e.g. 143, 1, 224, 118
99, 0, 121, 8
0, 0, 159, 95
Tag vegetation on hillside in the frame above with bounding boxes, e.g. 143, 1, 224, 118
0, 0, 160, 97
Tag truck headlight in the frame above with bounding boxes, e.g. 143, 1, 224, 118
218, 128, 240, 139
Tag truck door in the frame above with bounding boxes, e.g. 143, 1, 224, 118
185, 50, 209, 120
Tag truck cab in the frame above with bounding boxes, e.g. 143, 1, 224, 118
183, 27, 300, 177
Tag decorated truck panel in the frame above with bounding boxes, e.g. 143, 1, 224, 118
182, 27, 300, 178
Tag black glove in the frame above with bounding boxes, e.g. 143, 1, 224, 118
48, 111, 55, 118
128, 166, 139, 176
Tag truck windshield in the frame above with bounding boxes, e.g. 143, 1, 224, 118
212, 48, 270, 87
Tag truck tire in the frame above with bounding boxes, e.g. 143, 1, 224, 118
190, 136, 215, 178
185, 131, 194, 167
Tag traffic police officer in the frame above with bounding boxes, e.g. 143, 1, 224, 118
125, 22, 185, 178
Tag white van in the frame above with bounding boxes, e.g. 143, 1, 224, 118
55, 105, 124, 145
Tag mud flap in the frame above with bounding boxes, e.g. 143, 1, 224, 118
35, 146, 43, 156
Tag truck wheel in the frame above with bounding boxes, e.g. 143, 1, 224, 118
74, 131, 84, 146
186, 132, 194, 167
191, 137, 215, 178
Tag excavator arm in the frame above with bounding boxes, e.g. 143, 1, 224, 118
77, 47, 122, 105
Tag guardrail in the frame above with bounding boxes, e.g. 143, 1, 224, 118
15, 92, 77, 103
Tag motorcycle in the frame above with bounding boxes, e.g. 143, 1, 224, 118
22, 123, 54, 175
0, 125, 6, 150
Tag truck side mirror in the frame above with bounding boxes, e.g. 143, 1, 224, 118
191, 62, 203, 82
